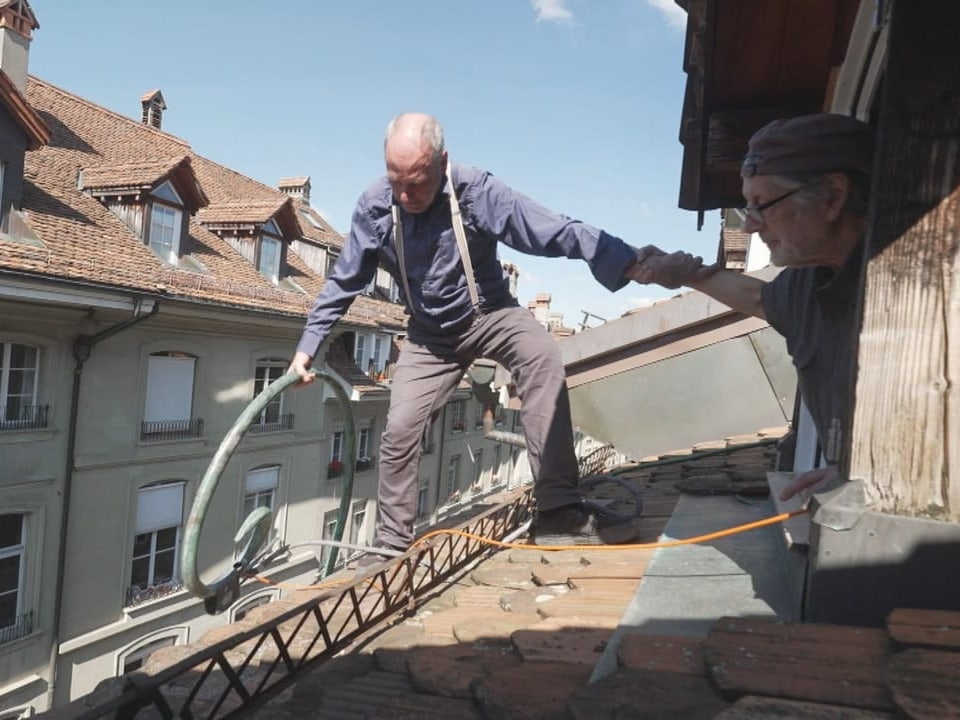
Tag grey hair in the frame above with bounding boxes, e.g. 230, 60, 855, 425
771, 170, 870, 218
384, 114, 445, 166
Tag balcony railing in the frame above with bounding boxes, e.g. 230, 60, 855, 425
140, 418, 204, 442
0, 404, 49, 431
0, 611, 33, 644
249, 413, 294, 434
125, 578, 184, 607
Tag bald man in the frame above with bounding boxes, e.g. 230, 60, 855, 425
290, 113, 704, 562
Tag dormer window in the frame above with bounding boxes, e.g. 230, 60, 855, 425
148, 202, 182, 264
258, 220, 283, 284
145, 181, 186, 264
79, 157, 208, 266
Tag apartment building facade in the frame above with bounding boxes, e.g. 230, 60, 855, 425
0, 3, 529, 714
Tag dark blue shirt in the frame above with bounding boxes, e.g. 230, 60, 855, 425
296, 163, 637, 358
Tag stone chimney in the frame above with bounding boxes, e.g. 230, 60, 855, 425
278, 176, 311, 206
0, 0, 39, 92
140, 89, 166, 130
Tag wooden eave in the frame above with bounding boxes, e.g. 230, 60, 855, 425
0, 69, 48, 149
676, 0, 859, 218
80, 156, 209, 213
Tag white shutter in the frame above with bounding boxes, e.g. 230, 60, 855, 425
136, 483, 184, 533
145, 355, 195, 422
245, 466, 279, 494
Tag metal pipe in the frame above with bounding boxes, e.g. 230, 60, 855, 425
181, 368, 357, 612
46, 298, 160, 707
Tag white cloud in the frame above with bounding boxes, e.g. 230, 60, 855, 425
531, 0, 575, 24
645, 0, 687, 30
639, 201, 653, 219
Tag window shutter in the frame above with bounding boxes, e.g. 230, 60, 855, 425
136, 483, 185, 533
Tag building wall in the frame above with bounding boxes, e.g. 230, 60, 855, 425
0, 298, 75, 713
0, 285, 534, 710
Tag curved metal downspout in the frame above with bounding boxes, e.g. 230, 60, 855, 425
46, 299, 160, 707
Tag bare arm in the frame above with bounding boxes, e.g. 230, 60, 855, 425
688, 269, 767, 320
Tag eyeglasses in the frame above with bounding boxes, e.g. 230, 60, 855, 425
740, 181, 818, 224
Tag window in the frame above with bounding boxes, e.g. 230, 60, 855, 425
0, 342, 46, 430
357, 428, 371, 461
243, 466, 279, 519
493, 445, 503, 487
320, 509, 339, 569
148, 203, 182, 263
348, 500, 366, 556
251, 359, 291, 432
127, 482, 184, 606
353, 334, 367, 369
472, 449, 484, 490
446, 455, 460, 500
372, 336, 384, 375
328, 431, 344, 478
258, 235, 281, 284
451, 400, 465, 433
331, 431, 344, 462
122, 636, 176, 674
142, 352, 201, 441
231, 593, 273, 623
0, 513, 31, 644
417, 480, 429, 519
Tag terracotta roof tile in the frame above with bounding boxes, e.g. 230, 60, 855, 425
80, 157, 186, 191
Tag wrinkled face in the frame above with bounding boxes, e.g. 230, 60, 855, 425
741, 175, 835, 268
385, 135, 446, 215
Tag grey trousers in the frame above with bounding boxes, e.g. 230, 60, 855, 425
376, 304, 581, 548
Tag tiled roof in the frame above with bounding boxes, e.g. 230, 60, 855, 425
198, 199, 290, 225
51, 431, 844, 719
12, 77, 404, 331
80, 157, 187, 191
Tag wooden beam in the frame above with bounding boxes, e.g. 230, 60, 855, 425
847, 1, 960, 519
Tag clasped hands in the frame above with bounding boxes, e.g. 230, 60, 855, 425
625, 245, 720, 289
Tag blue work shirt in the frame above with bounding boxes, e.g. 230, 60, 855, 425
295, 163, 637, 358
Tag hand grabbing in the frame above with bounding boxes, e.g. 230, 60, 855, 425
626, 248, 720, 289
288, 351, 316, 387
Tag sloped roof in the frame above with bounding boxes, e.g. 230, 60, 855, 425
11, 77, 405, 331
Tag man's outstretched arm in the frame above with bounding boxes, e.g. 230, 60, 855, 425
626, 248, 767, 320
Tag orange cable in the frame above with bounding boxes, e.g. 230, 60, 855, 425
244, 507, 809, 590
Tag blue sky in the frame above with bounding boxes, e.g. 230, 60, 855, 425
27, 0, 720, 328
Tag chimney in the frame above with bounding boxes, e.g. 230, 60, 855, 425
278, 176, 311, 207
0, 0, 39, 92
140, 89, 166, 130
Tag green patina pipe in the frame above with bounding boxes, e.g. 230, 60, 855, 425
182, 368, 356, 613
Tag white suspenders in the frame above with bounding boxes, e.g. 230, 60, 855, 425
391, 165, 481, 314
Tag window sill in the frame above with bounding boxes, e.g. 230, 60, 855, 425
123, 587, 192, 620
0, 627, 45, 655
136, 436, 206, 449
0, 427, 56, 444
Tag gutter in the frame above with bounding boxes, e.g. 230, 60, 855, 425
45, 297, 160, 708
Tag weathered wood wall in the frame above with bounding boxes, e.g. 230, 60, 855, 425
848, 1, 960, 519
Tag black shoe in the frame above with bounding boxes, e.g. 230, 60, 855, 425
353, 539, 406, 574
533, 504, 639, 546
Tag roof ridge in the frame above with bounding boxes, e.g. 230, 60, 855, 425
26, 75, 192, 149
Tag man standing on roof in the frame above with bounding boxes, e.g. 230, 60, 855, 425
289, 112, 708, 558
628, 113, 874, 502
